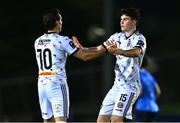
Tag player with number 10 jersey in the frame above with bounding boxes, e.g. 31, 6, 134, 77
34, 8, 109, 122
34, 32, 78, 120
35, 33, 78, 79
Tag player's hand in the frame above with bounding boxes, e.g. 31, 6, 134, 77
108, 46, 123, 55
103, 40, 116, 53
104, 40, 123, 55
103, 40, 115, 47
72, 36, 82, 48
106, 43, 117, 54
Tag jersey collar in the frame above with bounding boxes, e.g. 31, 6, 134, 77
124, 30, 138, 40
45, 32, 58, 34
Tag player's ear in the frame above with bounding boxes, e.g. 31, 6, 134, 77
133, 19, 137, 26
56, 20, 60, 25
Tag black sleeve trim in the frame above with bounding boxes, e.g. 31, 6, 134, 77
102, 43, 108, 52
134, 46, 142, 50
70, 48, 80, 56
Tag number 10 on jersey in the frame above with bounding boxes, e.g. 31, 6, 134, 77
37, 48, 52, 70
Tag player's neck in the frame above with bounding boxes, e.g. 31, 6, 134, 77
48, 27, 60, 34
125, 27, 136, 37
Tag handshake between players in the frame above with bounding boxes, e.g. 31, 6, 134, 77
72, 36, 120, 55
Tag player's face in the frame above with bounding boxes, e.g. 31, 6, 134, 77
120, 15, 136, 32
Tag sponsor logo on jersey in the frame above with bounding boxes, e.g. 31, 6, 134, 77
39, 71, 57, 76
38, 39, 51, 45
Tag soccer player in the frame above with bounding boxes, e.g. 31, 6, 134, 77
34, 8, 114, 123
135, 56, 161, 122
96, 7, 147, 122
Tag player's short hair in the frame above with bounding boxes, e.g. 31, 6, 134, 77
120, 7, 140, 23
43, 8, 61, 31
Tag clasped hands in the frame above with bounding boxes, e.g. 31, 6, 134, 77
103, 40, 122, 55
72, 36, 121, 55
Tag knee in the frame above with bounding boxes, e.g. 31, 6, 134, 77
97, 115, 110, 122
97, 117, 103, 122
111, 115, 123, 122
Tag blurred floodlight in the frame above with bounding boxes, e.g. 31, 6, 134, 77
87, 26, 106, 43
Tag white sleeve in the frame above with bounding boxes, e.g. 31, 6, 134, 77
103, 33, 119, 46
134, 35, 146, 53
61, 36, 78, 55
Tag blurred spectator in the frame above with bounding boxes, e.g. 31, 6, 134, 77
135, 56, 161, 122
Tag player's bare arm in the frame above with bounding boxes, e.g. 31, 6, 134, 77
155, 82, 161, 98
72, 36, 107, 61
108, 46, 142, 57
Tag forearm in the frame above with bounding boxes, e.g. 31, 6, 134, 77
74, 45, 106, 61
72, 36, 107, 61
113, 47, 141, 57
81, 45, 106, 61
119, 49, 139, 57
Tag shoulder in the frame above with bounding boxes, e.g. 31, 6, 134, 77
140, 68, 147, 75
109, 32, 124, 39
54, 35, 71, 43
63, 36, 71, 41
57, 34, 70, 40
135, 31, 146, 41
34, 34, 44, 44
112, 32, 123, 36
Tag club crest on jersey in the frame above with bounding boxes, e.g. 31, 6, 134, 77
117, 102, 124, 108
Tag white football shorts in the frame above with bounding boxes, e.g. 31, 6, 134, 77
38, 76, 69, 119
98, 80, 140, 119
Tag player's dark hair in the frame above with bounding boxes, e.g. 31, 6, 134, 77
120, 7, 140, 23
43, 8, 61, 31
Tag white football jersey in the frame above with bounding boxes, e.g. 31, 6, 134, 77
107, 31, 146, 91
34, 32, 78, 79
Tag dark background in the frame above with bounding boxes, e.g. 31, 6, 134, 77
0, 0, 180, 122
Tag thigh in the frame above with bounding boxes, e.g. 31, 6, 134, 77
48, 82, 69, 118
98, 86, 116, 116
38, 82, 53, 120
